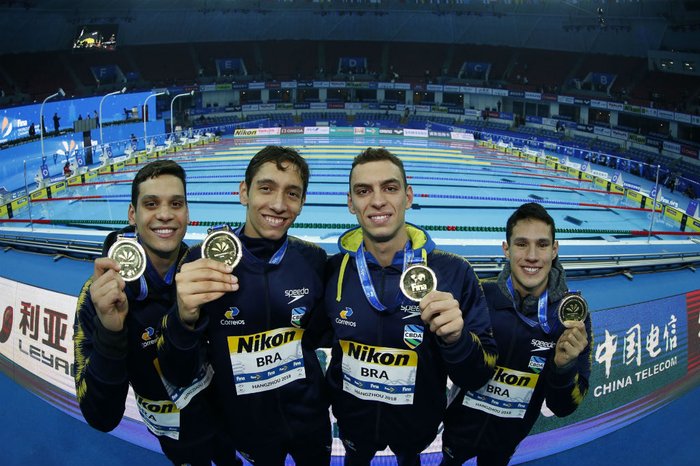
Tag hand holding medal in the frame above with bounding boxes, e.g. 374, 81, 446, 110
175, 225, 241, 327
91, 234, 144, 332
400, 263, 464, 345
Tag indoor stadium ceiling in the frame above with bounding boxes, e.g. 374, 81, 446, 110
1, 0, 699, 56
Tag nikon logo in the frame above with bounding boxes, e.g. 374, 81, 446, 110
493, 367, 532, 387
236, 329, 296, 353
235, 129, 256, 136
137, 397, 177, 414
347, 342, 409, 366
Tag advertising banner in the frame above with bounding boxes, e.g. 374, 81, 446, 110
533, 294, 688, 433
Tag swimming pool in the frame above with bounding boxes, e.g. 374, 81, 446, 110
6, 135, 698, 249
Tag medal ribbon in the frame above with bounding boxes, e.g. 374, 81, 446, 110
208, 224, 231, 234
234, 225, 288, 265
355, 242, 423, 312
506, 276, 551, 334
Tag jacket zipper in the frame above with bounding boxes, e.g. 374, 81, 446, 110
374, 267, 387, 443
473, 309, 518, 444
265, 269, 293, 439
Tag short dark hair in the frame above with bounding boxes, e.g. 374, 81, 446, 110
131, 160, 187, 208
244, 146, 310, 197
350, 147, 407, 189
505, 202, 556, 244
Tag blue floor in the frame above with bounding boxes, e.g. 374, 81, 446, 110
1, 370, 698, 466
0, 370, 167, 466
520, 382, 700, 466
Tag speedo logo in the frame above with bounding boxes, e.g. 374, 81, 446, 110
531, 338, 555, 352
401, 304, 421, 320
285, 287, 309, 304
221, 307, 245, 326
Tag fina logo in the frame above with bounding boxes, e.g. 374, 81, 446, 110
1, 117, 13, 139
56, 139, 78, 158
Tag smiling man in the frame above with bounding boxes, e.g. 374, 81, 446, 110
157, 146, 331, 466
74, 160, 240, 465
440, 202, 593, 466
323, 147, 498, 465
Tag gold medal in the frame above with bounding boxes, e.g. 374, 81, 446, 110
201, 227, 242, 269
107, 236, 147, 282
400, 264, 437, 302
557, 293, 589, 323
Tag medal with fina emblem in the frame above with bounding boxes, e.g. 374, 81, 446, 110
400, 264, 437, 302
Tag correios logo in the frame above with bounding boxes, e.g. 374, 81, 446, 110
141, 326, 155, 342
1, 117, 13, 139
140, 326, 158, 348
336, 307, 356, 327
222, 307, 245, 326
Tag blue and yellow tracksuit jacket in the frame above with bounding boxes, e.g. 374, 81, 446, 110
442, 261, 593, 456
323, 224, 498, 450
156, 232, 331, 451
73, 228, 223, 459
